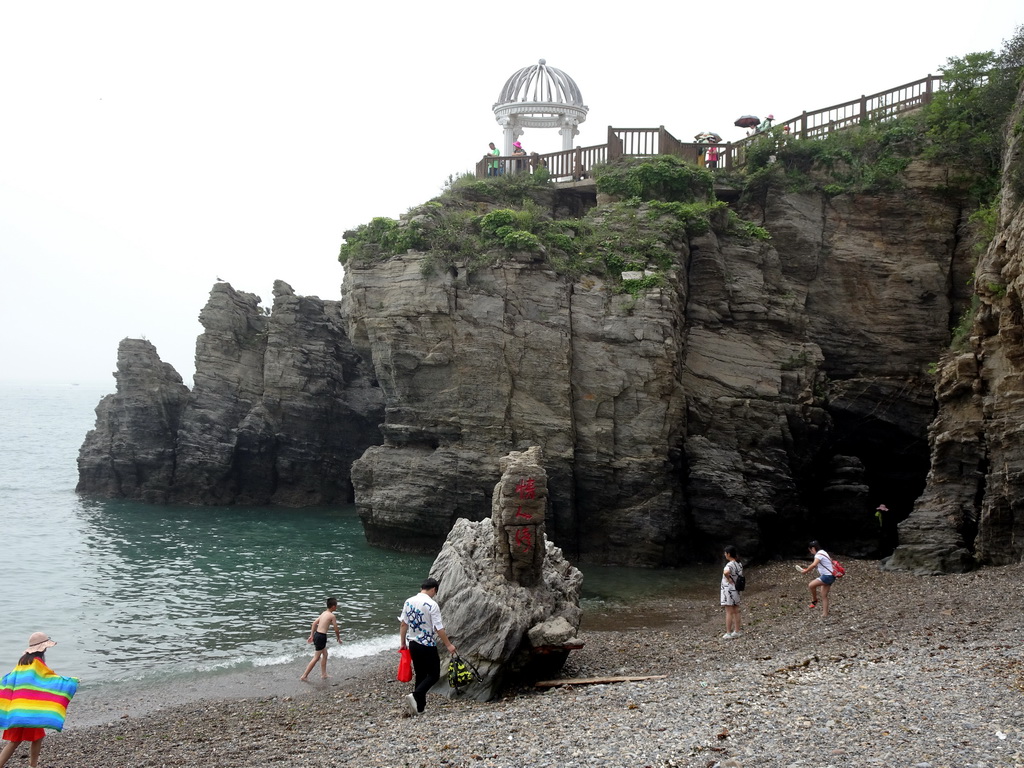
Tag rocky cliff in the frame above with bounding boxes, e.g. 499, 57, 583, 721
888, 81, 1024, 573
77, 280, 384, 506
340, 170, 965, 565
78, 128, 1024, 569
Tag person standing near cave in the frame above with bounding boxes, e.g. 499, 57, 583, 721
720, 545, 743, 639
800, 541, 835, 617
398, 577, 457, 716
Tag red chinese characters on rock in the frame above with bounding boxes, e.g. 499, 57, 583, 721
514, 526, 532, 553
514, 476, 536, 552
516, 477, 536, 500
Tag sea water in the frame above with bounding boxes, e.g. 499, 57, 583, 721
0, 382, 711, 696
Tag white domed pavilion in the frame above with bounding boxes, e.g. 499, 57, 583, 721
493, 59, 589, 155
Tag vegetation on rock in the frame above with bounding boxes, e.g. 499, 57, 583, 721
338, 154, 769, 294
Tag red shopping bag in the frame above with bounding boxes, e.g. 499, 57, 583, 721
397, 648, 413, 682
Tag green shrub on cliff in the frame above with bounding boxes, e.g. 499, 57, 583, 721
438, 168, 552, 207
540, 198, 725, 279
339, 216, 426, 265
592, 155, 714, 203
739, 120, 921, 202
923, 28, 1024, 203
340, 156, 746, 294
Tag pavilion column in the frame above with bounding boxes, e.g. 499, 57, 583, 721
559, 119, 579, 151
502, 121, 523, 156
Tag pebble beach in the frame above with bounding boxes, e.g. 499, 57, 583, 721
35, 559, 1024, 768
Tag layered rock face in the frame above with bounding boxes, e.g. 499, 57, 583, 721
76, 339, 191, 502
80, 155, 1017, 568
346, 175, 962, 564
343, 239, 691, 561
889, 86, 1024, 573
77, 281, 384, 505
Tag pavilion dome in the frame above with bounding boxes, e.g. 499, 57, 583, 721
495, 59, 586, 108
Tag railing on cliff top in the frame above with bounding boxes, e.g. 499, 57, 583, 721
474, 74, 943, 181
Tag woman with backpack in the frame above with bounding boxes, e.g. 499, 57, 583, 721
720, 545, 743, 639
800, 541, 835, 617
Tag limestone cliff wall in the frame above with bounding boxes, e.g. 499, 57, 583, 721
79, 158, 1007, 568
343, 171, 962, 565
889, 81, 1024, 573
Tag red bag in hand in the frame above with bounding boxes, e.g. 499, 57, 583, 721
397, 648, 413, 682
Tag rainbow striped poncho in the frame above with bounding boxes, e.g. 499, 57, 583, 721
0, 658, 79, 731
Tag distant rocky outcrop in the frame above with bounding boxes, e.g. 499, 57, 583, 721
428, 446, 582, 701
76, 339, 191, 502
77, 280, 384, 506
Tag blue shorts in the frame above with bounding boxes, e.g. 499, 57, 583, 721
313, 631, 328, 651
820, 573, 836, 585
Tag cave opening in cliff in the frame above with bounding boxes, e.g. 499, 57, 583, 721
804, 410, 931, 558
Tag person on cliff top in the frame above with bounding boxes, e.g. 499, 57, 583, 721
0, 633, 79, 768
720, 545, 743, 639
706, 143, 720, 171
486, 142, 501, 176
398, 577, 457, 716
299, 596, 342, 681
512, 141, 527, 172
800, 541, 835, 617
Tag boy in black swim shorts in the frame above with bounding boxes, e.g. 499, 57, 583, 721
300, 596, 341, 681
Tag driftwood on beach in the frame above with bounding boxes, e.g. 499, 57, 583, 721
534, 674, 668, 688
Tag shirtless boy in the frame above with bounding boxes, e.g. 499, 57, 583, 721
299, 596, 341, 681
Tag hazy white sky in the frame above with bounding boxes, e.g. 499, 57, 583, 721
1, 1, 1020, 386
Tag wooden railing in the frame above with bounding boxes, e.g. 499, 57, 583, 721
474, 75, 944, 180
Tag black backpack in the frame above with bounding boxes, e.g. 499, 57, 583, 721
733, 562, 746, 591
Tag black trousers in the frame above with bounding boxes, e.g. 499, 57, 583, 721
408, 640, 440, 712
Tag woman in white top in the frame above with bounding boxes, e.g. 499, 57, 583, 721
800, 540, 835, 617
720, 545, 743, 639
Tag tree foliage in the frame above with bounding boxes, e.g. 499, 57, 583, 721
923, 25, 1024, 202
592, 155, 714, 203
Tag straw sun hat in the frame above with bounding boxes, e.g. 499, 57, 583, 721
25, 632, 56, 653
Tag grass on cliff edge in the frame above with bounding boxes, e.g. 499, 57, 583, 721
728, 27, 1024, 231
338, 156, 768, 291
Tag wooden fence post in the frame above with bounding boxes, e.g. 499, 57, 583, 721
607, 126, 621, 162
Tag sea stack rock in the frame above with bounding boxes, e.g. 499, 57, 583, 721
77, 280, 385, 505
430, 446, 583, 701
76, 338, 190, 502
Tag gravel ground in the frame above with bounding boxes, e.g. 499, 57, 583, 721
28, 559, 1024, 768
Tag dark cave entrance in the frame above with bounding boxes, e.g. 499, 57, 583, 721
801, 407, 932, 558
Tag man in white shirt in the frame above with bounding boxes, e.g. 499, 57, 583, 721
398, 577, 457, 715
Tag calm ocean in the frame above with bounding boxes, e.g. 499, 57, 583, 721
0, 382, 709, 698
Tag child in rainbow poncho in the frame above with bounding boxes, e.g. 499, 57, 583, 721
0, 633, 78, 768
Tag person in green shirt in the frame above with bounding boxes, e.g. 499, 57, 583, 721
487, 142, 502, 176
